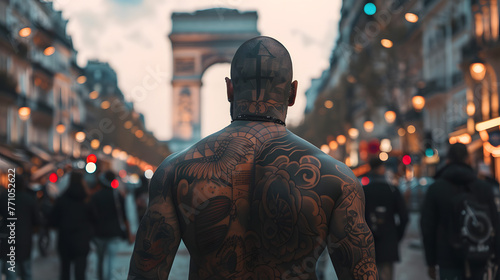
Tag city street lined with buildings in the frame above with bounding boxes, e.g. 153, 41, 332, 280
1, 0, 500, 279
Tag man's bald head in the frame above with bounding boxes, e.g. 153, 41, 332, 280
230, 36, 294, 105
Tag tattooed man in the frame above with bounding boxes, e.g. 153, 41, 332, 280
128, 36, 378, 280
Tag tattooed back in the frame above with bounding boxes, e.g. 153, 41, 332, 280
128, 121, 376, 280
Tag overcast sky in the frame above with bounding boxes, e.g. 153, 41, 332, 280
53, 0, 342, 140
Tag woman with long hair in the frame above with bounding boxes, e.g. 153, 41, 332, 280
50, 171, 96, 280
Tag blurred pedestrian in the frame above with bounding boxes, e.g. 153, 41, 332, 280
49, 171, 96, 280
90, 170, 133, 280
0, 173, 42, 280
421, 143, 500, 280
363, 157, 409, 280
31, 173, 54, 257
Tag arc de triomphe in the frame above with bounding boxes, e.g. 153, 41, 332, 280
168, 9, 260, 151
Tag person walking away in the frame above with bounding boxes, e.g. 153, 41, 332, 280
128, 36, 378, 279
91, 170, 133, 280
0, 174, 41, 280
49, 171, 96, 280
363, 157, 409, 280
421, 143, 500, 280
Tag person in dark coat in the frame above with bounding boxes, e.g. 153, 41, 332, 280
90, 170, 133, 280
363, 157, 409, 280
421, 143, 500, 280
0, 173, 41, 280
50, 171, 96, 280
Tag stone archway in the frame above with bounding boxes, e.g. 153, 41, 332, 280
168, 8, 259, 150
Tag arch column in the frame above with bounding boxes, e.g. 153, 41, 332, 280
172, 78, 202, 141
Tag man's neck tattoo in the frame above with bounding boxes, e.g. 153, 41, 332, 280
232, 114, 286, 126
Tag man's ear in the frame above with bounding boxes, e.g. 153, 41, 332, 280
288, 80, 298, 106
226, 77, 234, 102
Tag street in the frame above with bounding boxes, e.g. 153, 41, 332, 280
26, 209, 426, 280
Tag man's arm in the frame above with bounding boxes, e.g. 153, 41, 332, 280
128, 161, 181, 279
328, 173, 378, 280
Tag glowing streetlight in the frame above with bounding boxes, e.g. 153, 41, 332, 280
384, 110, 396, 124
124, 121, 133, 129
407, 125, 416, 134
381, 39, 393, 48
101, 101, 110, 109
405, 13, 419, 23
75, 131, 86, 143
135, 130, 144, 138
90, 139, 100, 149
337, 135, 347, 145
18, 107, 31, 121
77, 76, 87, 84
103, 145, 112, 155
329, 140, 338, 151
89, 91, 99, 99
18, 27, 31, 37
364, 121, 374, 133
43, 46, 55, 56
470, 62, 486, 81
379, 152, 389, 161
324, 100, 334, 109
412, 95, 425, 111
348, 128, 359, 139
56, 123, 66, 134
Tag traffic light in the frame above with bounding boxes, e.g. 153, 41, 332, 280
49, 173, 58, 183
425, 148, 435, 157
402, 155, 412, 165
364, 2, 377, 16
86, 154, 97, 163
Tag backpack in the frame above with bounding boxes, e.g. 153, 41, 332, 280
449, 182, 495, 263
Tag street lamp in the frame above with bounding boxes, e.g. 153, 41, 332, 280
18, 106, 31, 121
470, 62, 486, 81
348, 128, 359, 139
412, 95, 426, 111
381, 39, 393, 49
405, 13, 419, 23
384, 110, 396, 124
18, 27, 31, 38
18, 106, 31, 146
337, 135, 347, 145
363, 121, 374, 133
43, 46, 55, 56
324, 100, 334, 109
56, 122, 66, 154
75, 131, 86, 143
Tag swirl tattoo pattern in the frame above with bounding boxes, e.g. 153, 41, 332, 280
128, 121, 378, 280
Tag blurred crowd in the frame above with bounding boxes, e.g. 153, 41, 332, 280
0, 168, 149, 280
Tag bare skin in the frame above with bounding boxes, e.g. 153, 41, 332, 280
128, 37, 378, 280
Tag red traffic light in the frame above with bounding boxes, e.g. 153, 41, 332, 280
361, 176, 370, 186
402, 155, 412, 165
111, 179, 119, 189
49, 173, 58, 183
86, 154, 97, 163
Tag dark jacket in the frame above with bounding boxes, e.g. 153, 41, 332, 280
90, 187, 128, 238
49, 194, 97, 257
0, 190, 41, 261
420, 163, 500, 268
363, 174, 409, 263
